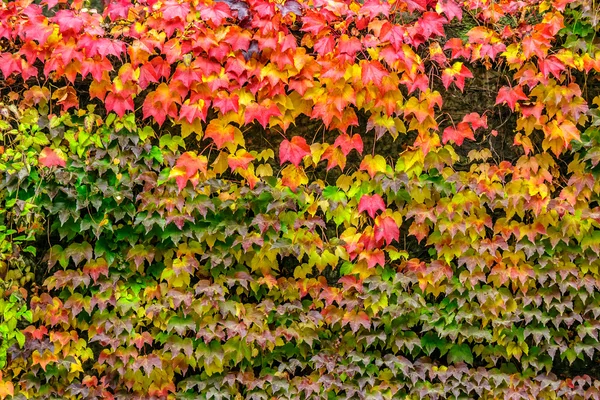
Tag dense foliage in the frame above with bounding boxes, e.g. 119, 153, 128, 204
1, 0, 600, 398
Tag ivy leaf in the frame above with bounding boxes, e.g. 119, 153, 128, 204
462, 112, 488, 131
205, 119, 237, 149
447, 344, 473, 365
244, 101, 282, 128
417, 12, 447, 38
180, 98, 208, 124
403, 0, 427, 12
170, 152, 208, 190
333, 133, 363, 156
441, 62, 472, 91
442, 122, 474, 145
342, 310, 371, 333
360, 155, 387, 178
227, 150, 255, 171
162, 0, 190, 20
374, 215, 399, 245
279, 0, 302, 16
361, 60, 388, 89
435, 0, 462, 21
105, 89, 134, 118
281, 164, 308, 192
39, 147, 66, 168
0, 380, 14, 399
495, 85, 529, 111
83, 258, 109, 282
358, 194, 386, 218
360, 0, 390, 19
159, 134, 185, 151
279, 136, 311, 166
142, 83, 181, 126
52, 86, 79, 111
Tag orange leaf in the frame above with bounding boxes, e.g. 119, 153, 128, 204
171, 151, 208, 190
0, 380, 14, 400
228, 150, 255, 171
52, 86, 78, 111
142, 83, 181, 126
205, 119, 236, 149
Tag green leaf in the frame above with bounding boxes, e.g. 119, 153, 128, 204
447, 344, 473, 365
15, 330, 25, 348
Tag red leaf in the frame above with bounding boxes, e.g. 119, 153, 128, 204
105, 92, 134, 117
359, 249, 386, 269
162, 0, 190, 20
417, 12, 446, 39
361, 60, 388, 89
173, 63, 202, 87
538, 56, 565, 79
358, 194, 386, 219
244, 101, 282, 128
93, 39, 126, 59
436, 0, 462, 21
314, 36, 335, 56
213, 92, 239, 115
322, 146, 347, 171
80, 57, 113, 81
176, 152, 208, 179
374, 215, 399, 245
0, 53, 23, 78
441, 62, 472, 91
338, 275, 363, 292
106, 0, 132, 21
397, 0, 427, 12
23, 325, 48, 340
495, 85, 529, 111
83, 258, 109, 283
39, 147, 66, 168
142, 83, 181, 126
52, 10, 84, 34
179, 99, 208, 124
462, 112, 488, 131
333, 133, 363, 156
200, 2, 232, 26
280, 136, 311, 166
360, 0, 391, 19
444, 38, 470, 59
442, 122, 474, 146
339, 35, 363, 57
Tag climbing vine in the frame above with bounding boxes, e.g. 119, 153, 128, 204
1, 0, 600, 398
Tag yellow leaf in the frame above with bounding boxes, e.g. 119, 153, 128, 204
180, 119, 203, 139
336, 174, 354, 192
281, 164, 308, 192
256, 163, 273, 177
70, 361, 84, 374
360, 155, 387, 178
212, 151, 229, 175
